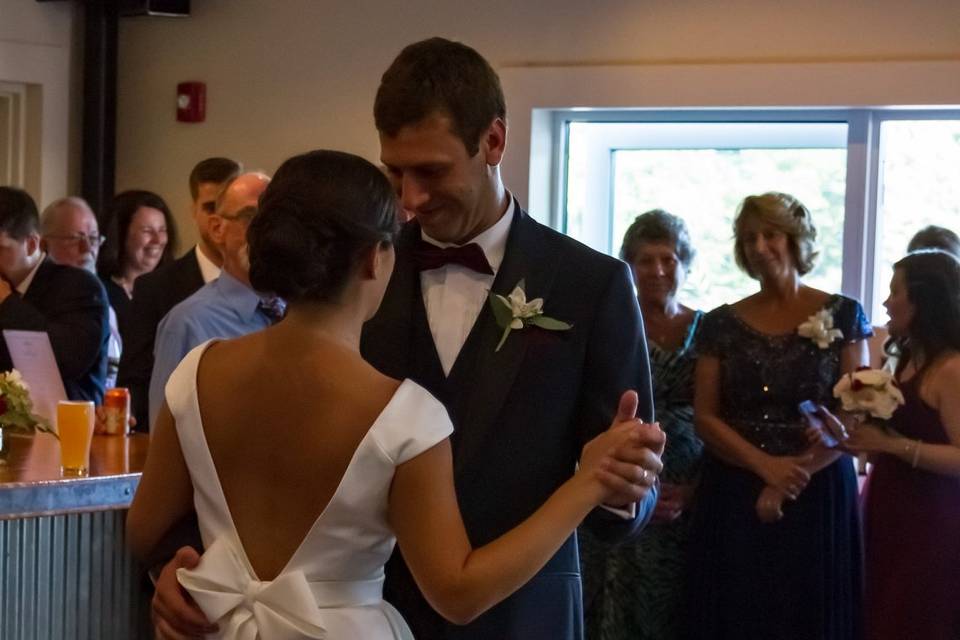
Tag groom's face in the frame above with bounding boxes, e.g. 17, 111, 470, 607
379, 112, 497, 245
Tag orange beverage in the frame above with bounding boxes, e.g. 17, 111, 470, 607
58, 400, 95, 476
103, 388, 131, 436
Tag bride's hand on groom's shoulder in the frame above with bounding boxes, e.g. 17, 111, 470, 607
578, 391, 665, 507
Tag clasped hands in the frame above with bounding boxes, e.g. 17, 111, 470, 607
754, 404, 856, 523
754, 453, 813, 523
579, 390, 665, 509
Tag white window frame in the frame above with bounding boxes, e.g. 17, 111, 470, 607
496, 59, 960, 322
547, 107, 960, 319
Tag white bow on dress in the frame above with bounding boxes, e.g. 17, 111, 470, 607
177, 536, 327, 640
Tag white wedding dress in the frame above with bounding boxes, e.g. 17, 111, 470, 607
165, 341, 453, 639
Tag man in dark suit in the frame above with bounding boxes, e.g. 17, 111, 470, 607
359, 38, 660, 639
118, 157, 240, 429
148, 40, 661, 640
0, 187, 109, 403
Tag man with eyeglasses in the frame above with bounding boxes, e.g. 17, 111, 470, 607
40, 197, 122, 389
39, 197, 105, 272
0, 187, 110, 403
147, 173, 280, 430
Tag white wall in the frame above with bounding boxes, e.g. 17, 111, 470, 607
0, 0, 78, 207
115, 0, 960, 248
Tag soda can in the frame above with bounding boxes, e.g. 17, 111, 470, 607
103, 387, 131, 436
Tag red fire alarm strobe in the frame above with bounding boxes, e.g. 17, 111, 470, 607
176, 82, 206, 122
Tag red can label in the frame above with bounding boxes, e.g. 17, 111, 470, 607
103, 388, 130, 436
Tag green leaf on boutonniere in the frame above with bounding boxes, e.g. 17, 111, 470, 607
487, 279, 572, 352
488, 290, 515, 328
527, 315, 573, 331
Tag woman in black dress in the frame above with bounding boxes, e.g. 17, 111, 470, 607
97, 190, 178, 342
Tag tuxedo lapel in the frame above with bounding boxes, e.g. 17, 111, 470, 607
448, 204, 560, 468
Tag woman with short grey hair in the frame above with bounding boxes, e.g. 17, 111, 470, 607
582, 209, 704, 640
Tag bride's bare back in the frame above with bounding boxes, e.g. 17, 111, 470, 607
196, 328, 400, 580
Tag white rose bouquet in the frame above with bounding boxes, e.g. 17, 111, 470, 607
832, 367, 905, 420
832, 366, 906, 472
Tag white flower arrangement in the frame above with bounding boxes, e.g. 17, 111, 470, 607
488, 280, 572, 351
832, 367, 905, 420
798, 308, 844, 349
0, 368, 54, 435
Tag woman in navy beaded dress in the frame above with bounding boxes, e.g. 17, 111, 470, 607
685, 193, 869, 640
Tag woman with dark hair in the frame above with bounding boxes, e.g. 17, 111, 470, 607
97, 189, 177, 340
581, 209, 703, 640
906, 224, 960, 257
686, 192, 868, 639
126, 150, 652, 639
842, 249, 960, 640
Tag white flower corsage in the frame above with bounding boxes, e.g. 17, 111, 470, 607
797, 308, 843, 349
488, 280, 572, 351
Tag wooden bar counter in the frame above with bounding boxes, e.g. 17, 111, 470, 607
0, 433, 152, 639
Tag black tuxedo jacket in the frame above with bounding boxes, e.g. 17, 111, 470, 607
361, 204, 656, 640
118, 249, 205, 430
0, 258, 109, 403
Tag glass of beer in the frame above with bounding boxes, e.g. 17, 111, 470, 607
58, 400, 95, 476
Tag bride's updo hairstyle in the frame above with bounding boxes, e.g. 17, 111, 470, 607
248, 150, 399, 304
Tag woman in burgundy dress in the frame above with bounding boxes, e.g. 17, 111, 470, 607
845, 249, 960, 640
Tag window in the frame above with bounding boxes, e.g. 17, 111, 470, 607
566, 121, 846, 311
873, 119, 960, 321
553, 109, 960, 323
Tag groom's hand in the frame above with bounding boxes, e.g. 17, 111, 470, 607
152, 546, 217, 639
585, 390, 665, 508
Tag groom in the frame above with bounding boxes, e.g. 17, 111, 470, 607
149, 38, 661, 640
362, 38, 660, 639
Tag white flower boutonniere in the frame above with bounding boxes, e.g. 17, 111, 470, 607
488, 279, 572, 351
797, 308, 843, 349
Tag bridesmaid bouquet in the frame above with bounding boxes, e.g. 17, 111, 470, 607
832, 367, 904, 420
832, 367, 905, 472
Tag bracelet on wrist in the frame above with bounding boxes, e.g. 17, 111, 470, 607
911, 440, 922, 468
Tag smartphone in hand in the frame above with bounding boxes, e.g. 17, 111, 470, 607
798, 400, 838, 448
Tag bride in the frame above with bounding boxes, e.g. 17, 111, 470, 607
126, 149, 661, 639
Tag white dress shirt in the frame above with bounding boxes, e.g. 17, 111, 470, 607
420, 199, 514, 375
15, 252, 46, 295
421, 200, 637, 519
195, 245, 221, 284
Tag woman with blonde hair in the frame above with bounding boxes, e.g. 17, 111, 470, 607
686, 192, 868, 639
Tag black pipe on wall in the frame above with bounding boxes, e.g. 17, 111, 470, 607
80, 0, 119, 218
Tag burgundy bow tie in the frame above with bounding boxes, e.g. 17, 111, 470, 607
413, 240, 494, 275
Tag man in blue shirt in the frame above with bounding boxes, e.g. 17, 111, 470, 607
148, 172, 275, 429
